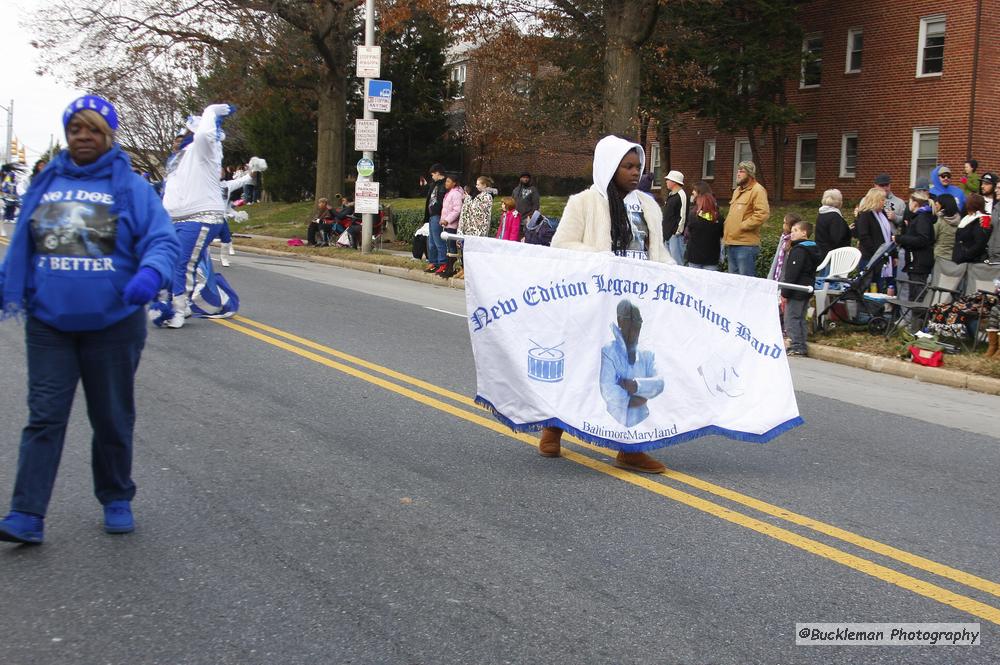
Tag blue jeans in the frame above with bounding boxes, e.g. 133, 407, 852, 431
727, 245, 761, 277
427, 215, 447, 267
11, 309, 146, 516
667, 235, 687, 265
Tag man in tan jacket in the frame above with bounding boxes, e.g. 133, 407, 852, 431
724, 160, 770, 276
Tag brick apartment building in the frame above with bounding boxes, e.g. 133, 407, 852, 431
448, 2, 996, 201
660, 0, 999, 202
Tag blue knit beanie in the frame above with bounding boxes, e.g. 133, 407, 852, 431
62, 95, 119, 132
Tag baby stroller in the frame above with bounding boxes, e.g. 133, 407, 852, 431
814, 241, 895, 334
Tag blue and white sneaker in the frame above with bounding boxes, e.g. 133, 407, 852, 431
103, 501, 135, 534
0, 511, 44, 544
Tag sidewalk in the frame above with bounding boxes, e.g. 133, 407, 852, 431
231, 236, 1000, 397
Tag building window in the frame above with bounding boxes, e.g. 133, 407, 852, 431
840, 133, 858, 178
702, 140, 716, 180
800, 34, 823, 88
795, 135, 818, 189
911, 127, 939, 186
845, 29, 863, 73
917, 15, 945, 77
733, 139, 752, 188
450, 63, 467, 97
649, 142, 662, 187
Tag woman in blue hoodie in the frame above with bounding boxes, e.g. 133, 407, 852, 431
0, 95, 179, 544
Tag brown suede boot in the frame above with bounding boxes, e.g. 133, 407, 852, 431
986, 331, 999, 358
538, 427, 562, 457
615, 451, 666, 474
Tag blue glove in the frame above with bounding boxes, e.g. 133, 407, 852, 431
123, 267, 161, 305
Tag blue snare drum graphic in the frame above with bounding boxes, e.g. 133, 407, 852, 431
527, 340, 565, 383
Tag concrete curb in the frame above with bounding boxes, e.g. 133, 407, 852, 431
234, 242, 1000, 397
805, 344, 1000, 395
235, 245, 467, 290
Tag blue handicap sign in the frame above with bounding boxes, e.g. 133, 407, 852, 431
366, 80, 392, 112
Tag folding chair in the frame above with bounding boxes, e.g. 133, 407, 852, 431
812, 247, 862, 321
929, 259, 968, 306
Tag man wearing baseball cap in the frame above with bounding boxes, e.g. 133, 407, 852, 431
661, 169, 687, 265
930, 165, 965, 212
979, 172, 997, 215
874, 173, 906, 231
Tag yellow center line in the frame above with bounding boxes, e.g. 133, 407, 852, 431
214, 316, 1000, 625
231, 314, 1000, 602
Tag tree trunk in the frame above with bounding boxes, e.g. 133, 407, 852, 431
315, 73, 346, 201
772, 124, 786, 203
602, 0, 659, 136
746, 127, 766, 190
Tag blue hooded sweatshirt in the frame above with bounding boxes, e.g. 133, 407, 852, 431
930, 166, 966, 213
0, 145, 179, 331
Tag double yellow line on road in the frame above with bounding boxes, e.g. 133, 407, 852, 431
195, 314, 1000, 623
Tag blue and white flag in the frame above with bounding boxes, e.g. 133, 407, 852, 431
462, 237, 803, 452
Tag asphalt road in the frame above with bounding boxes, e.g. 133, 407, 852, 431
1, 240, 998, 665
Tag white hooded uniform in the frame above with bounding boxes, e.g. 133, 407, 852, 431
162, 104, 234, 220
552, 135, 673, 264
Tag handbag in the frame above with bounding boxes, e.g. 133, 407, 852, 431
336, 230, 352, 247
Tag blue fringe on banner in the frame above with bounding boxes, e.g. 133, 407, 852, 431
474, 395, 804, 453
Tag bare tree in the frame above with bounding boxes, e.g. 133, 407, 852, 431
456, 0, 662, 136
31, 0, 370, 199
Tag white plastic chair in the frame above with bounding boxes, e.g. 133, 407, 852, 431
812, 246, 862, 318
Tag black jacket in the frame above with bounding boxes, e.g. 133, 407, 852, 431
953, 216, 990, 264
662, 190, 684, 238
896, 208, 936, 275
852, 210, 887, 262
423, 179, 446, 223
815, 210, 852, 260
685, 208, 723, 265
780, 239, 821, 300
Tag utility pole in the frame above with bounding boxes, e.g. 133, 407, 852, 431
0, 100, 12, 166
360, 0, 375, 253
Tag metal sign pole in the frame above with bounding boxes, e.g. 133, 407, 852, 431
360, 0, 375, 254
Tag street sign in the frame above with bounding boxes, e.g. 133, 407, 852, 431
355, 119, 378, 152
356, 46, 381, 79
356, 157, 375, 178
355, 181, 380, 214
365, 80, 392, 113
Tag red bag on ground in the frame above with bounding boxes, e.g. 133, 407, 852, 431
908, 345, 943, 367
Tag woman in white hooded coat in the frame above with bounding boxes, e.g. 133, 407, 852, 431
538, 135, 673, 474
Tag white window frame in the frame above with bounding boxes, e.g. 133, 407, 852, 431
702, 139, 716, 180
450, 63, 467, 98
800, 33, 823, 89
840, 132, 858, 178
845, 28, 863, 73
794, 134, 818, 189
910, 127, 940, 187
733, 138, 751, 188
649, 142, 662, 189
916, 15, 945, 78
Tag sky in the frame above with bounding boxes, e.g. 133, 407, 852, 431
0, 0, 85, 164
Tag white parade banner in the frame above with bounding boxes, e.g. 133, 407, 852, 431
354, 181, 380, 214
356, 45, 381, 78
462, 237, 802, 452
355, 119, 378, 152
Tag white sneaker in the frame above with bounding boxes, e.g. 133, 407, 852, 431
164, 312, 186, 329
225, 242, 235, 256
220, 253, 231, 267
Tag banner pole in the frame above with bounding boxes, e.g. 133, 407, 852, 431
443, 233, 814, 294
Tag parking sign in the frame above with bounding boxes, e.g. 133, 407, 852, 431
365, 80, 392, 113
